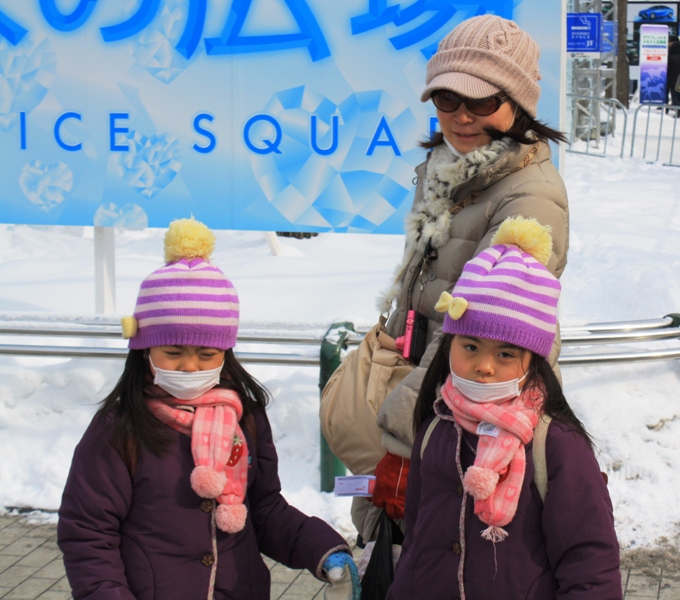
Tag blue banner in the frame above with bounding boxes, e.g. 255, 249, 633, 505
602, 20, 617, 55
566, 13, 603, 54
0, 0, 561, 232
639, 23, 669, 103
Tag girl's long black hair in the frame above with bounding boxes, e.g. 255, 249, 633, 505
95, 349, 270, 469
420, 104, 568, 150
413, 334, 592, 448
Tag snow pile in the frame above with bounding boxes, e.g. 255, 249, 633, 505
1, 151, 680, 551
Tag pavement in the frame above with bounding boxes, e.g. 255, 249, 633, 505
1, 512, 678, 599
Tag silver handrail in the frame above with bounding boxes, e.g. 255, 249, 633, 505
0, 317, 673, 344
0, 327, 325, 345
1, 316, 677, 342
1, 316, 680, 366
2, 342, 680, 367
0, 344, 319, 366
559, 348, 680, 366
560, 316, 673, 333
561, 327, 680, 345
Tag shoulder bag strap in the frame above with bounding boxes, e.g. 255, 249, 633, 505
420, 415, 441, 460
509, 141, 541, 174
533, 414, 552, 502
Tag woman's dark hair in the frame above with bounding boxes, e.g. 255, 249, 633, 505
96, 349, 270, 469
413, 334, 592, 449
420, 104, 568, 149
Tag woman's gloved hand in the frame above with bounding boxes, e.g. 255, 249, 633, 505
323, 551, 361, 600
372, 451, 410, 520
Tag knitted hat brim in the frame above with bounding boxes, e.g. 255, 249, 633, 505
422, 45, 541, 117
421, 72, 502, 103
443, 311, 554, 359
128, 325, 238, 351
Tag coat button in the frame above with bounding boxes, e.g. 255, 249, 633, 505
201, 553, 215, 567
452, 541, 461, 555
200, 499, 213, 513
456, 484, 464, 497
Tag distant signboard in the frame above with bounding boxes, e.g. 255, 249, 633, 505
639, 24, 669, 103
626, 2, 679, 67
567, 13, 603, 57
602, 20, 618, 54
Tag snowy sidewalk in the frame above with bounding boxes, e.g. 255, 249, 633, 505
0, 513, 677, 599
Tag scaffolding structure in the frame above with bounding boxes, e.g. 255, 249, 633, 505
569, 0, 619, 143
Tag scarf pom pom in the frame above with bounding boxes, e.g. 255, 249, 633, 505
216, 503, 247, 533
191, 466, 227, 498
481, 525, 509, 543
463, 466, 499, 500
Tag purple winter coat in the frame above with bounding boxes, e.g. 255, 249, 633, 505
387, 411, 622, 600
58, 405, 349, 600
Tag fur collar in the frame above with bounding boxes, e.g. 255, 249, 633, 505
406, 138, 511, 254
376, 138, 512, 314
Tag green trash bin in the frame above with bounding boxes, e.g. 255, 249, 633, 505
665, 313, 680, 328
318, 321, 353, 492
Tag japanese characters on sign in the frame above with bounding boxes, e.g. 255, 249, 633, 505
639, 23, 669, 103
566, 13, 603, 58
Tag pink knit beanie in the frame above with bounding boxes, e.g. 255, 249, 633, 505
421, 15, 542, 118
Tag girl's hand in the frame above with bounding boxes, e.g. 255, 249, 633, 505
323, 551, 361, 600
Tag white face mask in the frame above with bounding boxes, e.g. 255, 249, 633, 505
451, 370, 528, 404
150, 357, 223, 400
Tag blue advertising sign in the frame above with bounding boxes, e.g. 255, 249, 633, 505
602, 20, 618, 54
639, 23, 669, 103
0, 1, 562, 233
567, 13, 603, 54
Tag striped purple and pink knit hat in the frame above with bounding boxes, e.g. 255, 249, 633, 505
435, 217, 560, 358
122, 219, 239, 350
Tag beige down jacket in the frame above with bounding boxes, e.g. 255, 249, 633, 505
353, 138, 569, 541
378, 137, 568, 452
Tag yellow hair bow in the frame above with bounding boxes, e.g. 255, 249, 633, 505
435, 292, 468, 320
121, 316, 138, 339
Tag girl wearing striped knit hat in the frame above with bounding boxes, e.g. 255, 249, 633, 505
387, 217, 621, 600
58, 219, 360, 600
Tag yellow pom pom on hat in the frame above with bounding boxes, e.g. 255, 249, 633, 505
163, 217, 215, 264
490, 216, 553, 266
439, 216, 560, 358
126, 218, 239, 350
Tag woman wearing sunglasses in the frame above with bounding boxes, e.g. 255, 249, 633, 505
352, 15, 570, 547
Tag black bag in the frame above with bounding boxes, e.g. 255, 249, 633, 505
360, 511, 404, 600
675, 73, 680, 94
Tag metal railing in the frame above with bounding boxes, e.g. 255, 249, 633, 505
4, 314, 680, 495
567, 94, 628, 159
566, 95, 680, 167
629, 103, 680, 167
1, 315, 680, 367
0, 320, 323, 366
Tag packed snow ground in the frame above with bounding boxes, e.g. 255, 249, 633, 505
1, 150, 680, 555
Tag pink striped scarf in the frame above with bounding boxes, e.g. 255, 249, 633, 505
147, 387, 249, 533
440, 376, 543, 542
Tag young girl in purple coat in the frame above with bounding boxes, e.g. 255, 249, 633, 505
58, 219, 360, 600
387, 217, 622, 600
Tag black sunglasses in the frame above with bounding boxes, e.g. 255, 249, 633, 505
431, 90, 509, 116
